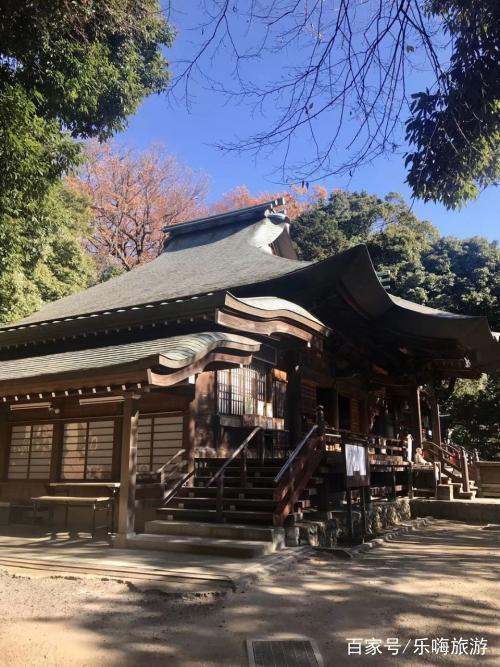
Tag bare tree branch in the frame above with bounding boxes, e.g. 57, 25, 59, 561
168, 0, 447, 183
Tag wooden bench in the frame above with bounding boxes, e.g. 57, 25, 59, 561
31, 495, 113, 536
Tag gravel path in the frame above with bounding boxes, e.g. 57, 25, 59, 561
0, 521, 498, 666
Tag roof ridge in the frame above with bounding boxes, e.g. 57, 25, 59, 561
163, 197, 286, 238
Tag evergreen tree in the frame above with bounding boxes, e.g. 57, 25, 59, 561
0, 0, 173, 322
291, 190, 500, 458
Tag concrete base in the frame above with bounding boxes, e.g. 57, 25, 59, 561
411, 497, 500, 524
127, 520, 286, 559
436, 484, 454, 500
0, 524, 288, 591
112, 532, 135, 548
126, 533, 278, 558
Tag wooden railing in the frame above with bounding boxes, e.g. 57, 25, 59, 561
274, 424, 318, 484
162, 469, 196, 505
156, 448, 186, 485
272, 406, 325, 527
424, 440, 476, 494
206, 427, 262, 521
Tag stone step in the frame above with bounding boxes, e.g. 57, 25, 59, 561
455, 490, 477, 500
441, 476, 478, 492
126, 533, 277, 558
479, 484, 500, 497
157, 507, 275, 525
145, 520, 285, 545
436, 484, 454, 501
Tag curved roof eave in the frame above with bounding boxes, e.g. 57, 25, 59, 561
240, 244, 500, 369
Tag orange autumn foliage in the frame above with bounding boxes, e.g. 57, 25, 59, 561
68, 141, 209, 272
210, 184, 327, 220
69, 141, 328, 275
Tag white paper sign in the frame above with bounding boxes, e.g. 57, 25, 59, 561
345, 444, 367, 477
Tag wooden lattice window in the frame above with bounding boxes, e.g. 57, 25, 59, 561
7, 423, 54, 480
61, 420, 114, 480
217, 364, 268, 416
137, 415, 184, 472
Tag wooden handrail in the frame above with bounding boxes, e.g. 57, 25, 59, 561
424, 439, 456, 458
274, 424, 318, 484
156, 449, 186, 484
162, 469, 195, 504
206, 427, 261, 488
156, 448, 185, 476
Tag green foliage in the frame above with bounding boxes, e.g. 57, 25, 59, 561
0, 85, 80, 218
444, 375, 500, 460
0, 0, 172, 322
291, 190, 499, 324
0, 0, 173, 139
422, 236, 500, 330
405, 1, 500, 208
291, 189, 500, 458
0, 183, 96, 323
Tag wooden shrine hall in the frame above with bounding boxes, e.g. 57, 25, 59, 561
0, 199, 498, 554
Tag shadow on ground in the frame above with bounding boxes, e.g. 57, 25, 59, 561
0, 521, 498, 666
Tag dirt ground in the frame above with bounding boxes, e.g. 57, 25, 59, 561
0, 520, 498, 667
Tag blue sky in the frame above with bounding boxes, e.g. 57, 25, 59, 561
119, 3, 498, 241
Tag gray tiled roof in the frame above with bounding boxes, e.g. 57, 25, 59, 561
2, 201, 499, 372
12, 212, 307, 327
0, 331, 260, 382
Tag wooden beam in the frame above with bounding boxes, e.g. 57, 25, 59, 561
222, 293, 329, 335
0, 367, 150, 397
216, 310, 312, 342
115, 393, 140, 545
49, 417, 64, 483
147, 352, 253, 388
0, 409, 9, 480
410, 386, 423, 449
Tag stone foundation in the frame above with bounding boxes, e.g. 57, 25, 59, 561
411, 497, 500, 523
289, 497, 412, 547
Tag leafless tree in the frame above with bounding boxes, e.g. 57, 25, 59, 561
167, 1, 446, 184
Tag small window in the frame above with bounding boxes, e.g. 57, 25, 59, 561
217, 364, 268, 416
61, 420, 114, 480
7, 423, 54, 480
137, 415, 184, 472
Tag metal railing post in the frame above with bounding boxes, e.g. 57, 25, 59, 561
241, 445, 248, 489
461, 447, 471, 493
434, 461, 441, 498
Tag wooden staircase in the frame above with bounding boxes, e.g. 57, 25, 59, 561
424, 440, 479, 500
157, 457, 311, 525
129, 419, 326, 558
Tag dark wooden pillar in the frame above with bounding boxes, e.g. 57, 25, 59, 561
184, 395, 196, 478
115, 393, 140, 544
0, 408, 9, 481
332, 388, 339, 430
410, 385, 423, 449
49, 419, 64, 483
285, 352, 302, 447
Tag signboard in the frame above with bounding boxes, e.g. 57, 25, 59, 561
344, 442, 370, 488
